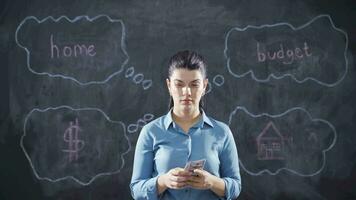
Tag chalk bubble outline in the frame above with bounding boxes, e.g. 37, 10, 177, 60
213, 74, 225, 87
127, 113, 155, 134
124, 66, 153, 90
224, 14, 349, 87
204, 75, 224, 95
20, 105, 131, 185
229, 106, 337, 176
15, 15, 129, 86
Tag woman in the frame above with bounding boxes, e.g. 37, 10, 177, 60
130, 50, 241, 200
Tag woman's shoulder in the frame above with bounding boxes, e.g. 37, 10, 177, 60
205, 114, 231, 132
140, 115, 166, 132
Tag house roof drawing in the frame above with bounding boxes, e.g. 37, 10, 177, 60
257, 121, 284, 142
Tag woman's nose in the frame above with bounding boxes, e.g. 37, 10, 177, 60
182, 86, 191, 95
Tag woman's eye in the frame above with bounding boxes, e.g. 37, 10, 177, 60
175, 83, 184, 87
191, 83, 200, 87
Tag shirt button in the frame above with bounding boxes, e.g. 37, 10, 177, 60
185, 189, 188, 193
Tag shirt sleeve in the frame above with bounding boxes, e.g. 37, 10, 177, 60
130, 126, 159, 200
219, 125, 242, 200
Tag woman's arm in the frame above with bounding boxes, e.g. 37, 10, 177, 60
209, 174, 226, 197
130, 127, 159, 200
156, 174, 168, 194
219, 126, 242, 199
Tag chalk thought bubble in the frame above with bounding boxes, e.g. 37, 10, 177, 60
224, 15, 348, 87
15, 15, 129, 85
21, 106, 130, 185
229, 106, 336, 176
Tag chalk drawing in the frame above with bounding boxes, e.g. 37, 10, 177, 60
229, 106, 337, 176
21, 105, 130, 185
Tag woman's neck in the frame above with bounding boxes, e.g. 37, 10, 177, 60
171, 107, 201, 124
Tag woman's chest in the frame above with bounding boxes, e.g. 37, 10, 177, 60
153, 131, 223, 175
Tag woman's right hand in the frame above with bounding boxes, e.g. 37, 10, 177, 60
157, 167, 191, 194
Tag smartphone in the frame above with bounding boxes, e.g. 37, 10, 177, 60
184, 159, 206, 176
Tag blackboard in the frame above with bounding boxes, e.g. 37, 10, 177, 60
1, 0, 356, 199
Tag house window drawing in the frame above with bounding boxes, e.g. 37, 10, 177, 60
256, 121, 292, 160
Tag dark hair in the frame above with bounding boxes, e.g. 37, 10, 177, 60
167, 50, 207, 110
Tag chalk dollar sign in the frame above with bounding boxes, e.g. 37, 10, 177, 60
62, 118, 85, 162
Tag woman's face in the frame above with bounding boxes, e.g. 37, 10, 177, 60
166, 68, 208, 113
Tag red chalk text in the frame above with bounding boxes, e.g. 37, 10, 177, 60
257, 42, 312, 64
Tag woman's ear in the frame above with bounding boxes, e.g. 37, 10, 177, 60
166, 78, 171, 95
204, 78, 208, 87
202, 78, 208, 96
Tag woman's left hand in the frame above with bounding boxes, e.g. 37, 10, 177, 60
185, 169, 215, 189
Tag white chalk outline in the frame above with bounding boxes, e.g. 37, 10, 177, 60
229, 106, 337, 176
224, 14, 349, 87
21, 105, 131, 185
213, 74, 225, 87
15, 15, 129, 85
127, 113, 155, 134
124, 66, 153, 90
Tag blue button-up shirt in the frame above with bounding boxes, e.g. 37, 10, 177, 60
130, 110, 241, 200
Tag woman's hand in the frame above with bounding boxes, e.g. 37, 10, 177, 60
186, 169, 226, 197
185, 169, 214, 189
157, 168, 191, 194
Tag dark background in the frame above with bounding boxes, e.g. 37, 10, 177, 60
1, 0, 355, 199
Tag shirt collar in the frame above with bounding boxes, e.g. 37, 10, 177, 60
163, 109, 214, 130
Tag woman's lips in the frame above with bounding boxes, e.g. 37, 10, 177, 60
181, 99, 193, 103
